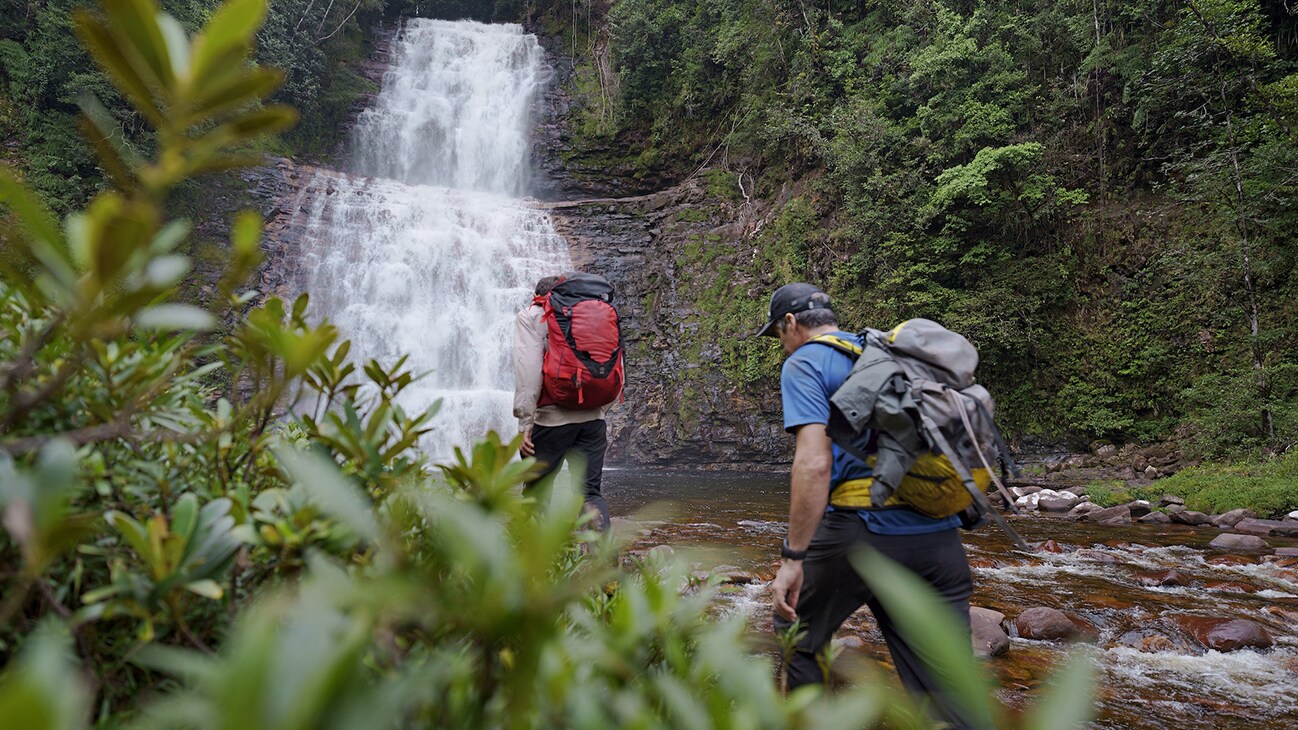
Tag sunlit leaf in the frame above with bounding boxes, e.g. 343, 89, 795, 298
135, 304, 216, 331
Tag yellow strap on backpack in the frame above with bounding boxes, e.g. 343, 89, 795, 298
830, 453, 992, 518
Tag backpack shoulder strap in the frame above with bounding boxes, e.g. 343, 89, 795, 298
802, 334, 863, 358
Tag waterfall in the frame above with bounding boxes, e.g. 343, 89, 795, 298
298, 19, 570, 459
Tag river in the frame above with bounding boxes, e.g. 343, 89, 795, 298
601, 469, 1298, 728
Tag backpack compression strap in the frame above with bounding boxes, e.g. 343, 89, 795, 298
803, 334, 863, 358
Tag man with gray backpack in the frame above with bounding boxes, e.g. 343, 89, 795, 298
756, 282, 1022, 727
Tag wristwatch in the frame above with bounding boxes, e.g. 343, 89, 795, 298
781, 538, 807, 561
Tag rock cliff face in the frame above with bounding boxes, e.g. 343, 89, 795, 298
536, 186, 790, 468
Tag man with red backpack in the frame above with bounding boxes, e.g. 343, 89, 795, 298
513, 272, 625, 531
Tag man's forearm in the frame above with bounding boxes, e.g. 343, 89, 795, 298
786, 449, 830, 551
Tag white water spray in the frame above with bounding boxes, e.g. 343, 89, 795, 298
299, 19, 570, 458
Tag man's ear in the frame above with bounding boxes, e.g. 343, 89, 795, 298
784, 312, 798, 331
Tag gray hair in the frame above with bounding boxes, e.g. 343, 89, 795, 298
777, 307, 839, 333
534, 275, 561, 296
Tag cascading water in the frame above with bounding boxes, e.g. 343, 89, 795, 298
298, 19, 570, 458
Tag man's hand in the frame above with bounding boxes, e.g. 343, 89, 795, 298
771, 559, 804, 621
520, 428, 535, 457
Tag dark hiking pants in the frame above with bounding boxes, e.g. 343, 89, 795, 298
527, 419, 609, 531
773, 510, 974, 729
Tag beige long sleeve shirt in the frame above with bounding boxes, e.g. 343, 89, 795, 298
513, 304, 611, 432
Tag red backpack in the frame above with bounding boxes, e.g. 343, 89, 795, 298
536, 273, 624, 409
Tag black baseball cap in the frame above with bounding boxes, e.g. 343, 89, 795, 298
753, 283, 833, 337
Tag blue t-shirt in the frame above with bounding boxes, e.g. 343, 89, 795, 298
781, 331, 959, 535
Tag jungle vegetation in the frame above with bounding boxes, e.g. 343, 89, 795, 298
525, 0, 1298, 459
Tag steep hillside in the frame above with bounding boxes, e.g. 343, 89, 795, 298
522, 0, 1298, 462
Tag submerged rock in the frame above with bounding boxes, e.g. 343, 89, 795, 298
1079, 505, 1132, 525
1234, 518, 1298, 537
1175, 616, 1274, 652
1211, 508, 1257, 528
970, 607, 1010, 657
1014, 607, 1077, 641
1126, 500, 1153, 518
1067, 502, 1105, 519
1169, 510, 1211, 526
1114, 630, 1178, 654
1033, 539, 1067, 553
1138, 570, 1190, 587
1208, 533, 1268, 551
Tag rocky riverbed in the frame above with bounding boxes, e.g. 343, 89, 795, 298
602, 469, 1298, 729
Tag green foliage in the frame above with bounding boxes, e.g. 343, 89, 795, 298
1083, 480, 1134, 508
1144, 450, 1298, 517
591, 0, 1298, 455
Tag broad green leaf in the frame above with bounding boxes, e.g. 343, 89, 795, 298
156, 13, 190, 86
851, 547, 998, 729
1024, 649, 1097, 730
189, 0, 266, 86
0, 623, 90, 730
72, 9, 164, 126
135, 304, 216, 331
171, 493, 200, 544
102, 0, 175, 88
274, 446, 381, 543
143, 255, 191, 288
184, 579, 223, 600
188, 66, 282, 124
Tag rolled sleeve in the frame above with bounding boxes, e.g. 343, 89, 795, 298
513, 305, 547, 431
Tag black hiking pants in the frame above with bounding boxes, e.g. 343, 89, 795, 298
527, 419, 610, 531
773, 511, 974, 729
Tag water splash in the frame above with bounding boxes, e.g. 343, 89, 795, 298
299, 20, 569, 457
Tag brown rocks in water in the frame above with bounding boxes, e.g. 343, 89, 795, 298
1067, 502, 1105, 519
1206, 554, 1258, 566
1115, 630, 1177, 654
1235, 518, 1298, 537
1138, 511, 1172, 524
1207, 533, 1269, 551
970, 607, 1010, 657
1014, 607, 1077, 641
1138, 570, 1190, 587
1204, 581, 1259, 594
1079, 505, 1132, 525
1159, 494, 1186, 507
1074, 548, 1126, 564
1126, 500, 1154, 518
833, 635, 867, 650
1264, 606, 1298, 625
708, 565, 759, 584
1211, 508, 1257, 528
1275, 547, 1298, 557
1169, 510, 1212, 526
1033, 539, 1067, 553
1176, 616, 1274, 652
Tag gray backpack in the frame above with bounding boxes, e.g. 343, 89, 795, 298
819, 319, 1028, 549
